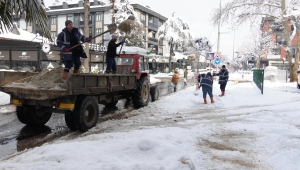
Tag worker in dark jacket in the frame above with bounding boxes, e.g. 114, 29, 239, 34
217, 65, 229, 96
57, 20, 91, 80
105, 34, 125, 74
200, 72, 214, 104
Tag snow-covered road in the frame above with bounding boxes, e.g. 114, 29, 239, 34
1, 77, 300, 169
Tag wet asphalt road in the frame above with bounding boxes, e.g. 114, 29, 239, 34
0, 79, 195, 159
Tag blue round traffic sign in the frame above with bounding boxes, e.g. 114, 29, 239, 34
214, 58, 220, 65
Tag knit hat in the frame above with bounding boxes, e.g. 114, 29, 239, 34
222, 65, 226, 68
65, 20, 73, 26
111, 34, 119, 39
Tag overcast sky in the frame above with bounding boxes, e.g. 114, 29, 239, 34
45, 0, 253, 59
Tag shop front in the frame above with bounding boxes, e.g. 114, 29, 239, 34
0, 51, 10, 69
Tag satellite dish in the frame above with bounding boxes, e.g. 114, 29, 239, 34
42, 44, 50, 53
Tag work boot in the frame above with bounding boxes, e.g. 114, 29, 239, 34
62, 71, 68, 80
73, 68, 79, 74
203, 98, 207, 104
210, 97, 214, 103
219, 91, 225, 97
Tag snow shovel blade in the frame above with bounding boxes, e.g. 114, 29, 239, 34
107, 23, 117, 34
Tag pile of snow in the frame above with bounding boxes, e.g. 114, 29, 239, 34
4, 67, 65, 90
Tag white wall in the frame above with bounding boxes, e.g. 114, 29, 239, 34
57, 15, 66, 33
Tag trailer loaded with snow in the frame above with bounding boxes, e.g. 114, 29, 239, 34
0, 47, 159, 132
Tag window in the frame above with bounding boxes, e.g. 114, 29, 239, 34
51, 17, 56, 25
27, 22, 32, 26
50, 31, 57, 37
139, 57, 145, 71
67, 15, 73, 21
141, 13, 146, 21
148, 15, 153, 23
89, 14, 92, 22
96, 28, 103, 35
80, 14, 84, 21
271, 48, 280, 55
158, 20, 163, 27
276, 35, 286, 45
89, 30, 92, 37
95, 13, 103, 21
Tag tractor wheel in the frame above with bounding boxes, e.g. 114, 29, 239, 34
73, 96, 99, 132
25, 106, 52, 126
150, 86, 159, 102
16, 106, 29, 124
132, 76, 150, 108
64, 110, 78, 131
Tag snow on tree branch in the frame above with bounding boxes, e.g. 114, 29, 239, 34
158, 15, 194, 54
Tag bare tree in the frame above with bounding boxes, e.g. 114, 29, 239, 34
212, 0, 300, 82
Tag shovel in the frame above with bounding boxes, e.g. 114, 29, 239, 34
60, 23, 117, 54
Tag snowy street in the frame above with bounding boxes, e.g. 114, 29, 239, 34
1, 75, 300, 169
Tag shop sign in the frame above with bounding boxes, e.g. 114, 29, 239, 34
0, 51, 9, 60
12, 51, 38, 61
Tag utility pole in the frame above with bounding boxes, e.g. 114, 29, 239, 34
168, 40, 173, 73
83, 0, 90, 73
216, 0, 221, 72
217, 0, 221, 54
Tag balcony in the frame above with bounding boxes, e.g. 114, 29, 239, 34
148, 22, 158, 30
148, 37, 158, 42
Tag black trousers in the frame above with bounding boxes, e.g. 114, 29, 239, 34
105, 57, 116, 73
220, 84, 226, 91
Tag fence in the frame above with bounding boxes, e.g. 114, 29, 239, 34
253, 69, 264, 94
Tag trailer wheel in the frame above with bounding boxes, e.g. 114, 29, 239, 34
132, 76, 150, 108
64, 111, 77, 131
150, 86, 159, 102
73, 96, 99, 132
26, 106, 52, 126
16, 106, 29, 124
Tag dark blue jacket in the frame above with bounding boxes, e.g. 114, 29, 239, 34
200, 74, 213, 91
217, 69, 229, 84
56, 27, 87, 60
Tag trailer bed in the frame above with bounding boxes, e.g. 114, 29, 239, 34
0, 71, 136, 100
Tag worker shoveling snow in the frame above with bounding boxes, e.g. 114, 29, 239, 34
4, 67, 66, 90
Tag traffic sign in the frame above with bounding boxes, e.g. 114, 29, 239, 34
206, 53, 215, 60
214, 58, 221, 65
214, 53, 221, 59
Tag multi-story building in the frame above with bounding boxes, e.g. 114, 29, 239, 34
259, 17, 298, 69
17, 0, 167, 56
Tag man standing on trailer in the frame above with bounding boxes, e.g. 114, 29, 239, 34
57, 20, 91, 80
105, 34, 125, 74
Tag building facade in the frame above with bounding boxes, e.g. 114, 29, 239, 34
17, 0, 167, 56
259, 17, 298, 69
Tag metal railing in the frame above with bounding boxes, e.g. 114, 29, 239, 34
253, 69, 264, 94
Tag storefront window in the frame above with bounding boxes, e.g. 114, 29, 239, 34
0, 61, 10, 70
11, 61, 38, 72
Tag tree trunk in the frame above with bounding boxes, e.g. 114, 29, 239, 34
256, 56, 260, 69
292, 23, 300, 82
83, 0, 90, 73
281, 0, 295, 81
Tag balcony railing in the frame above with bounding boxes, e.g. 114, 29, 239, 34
148, 22, 158, 29
79, 21, 93, 25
